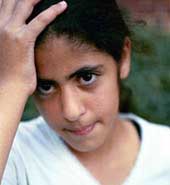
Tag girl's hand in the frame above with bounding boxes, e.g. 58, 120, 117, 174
0, 0, 67, 95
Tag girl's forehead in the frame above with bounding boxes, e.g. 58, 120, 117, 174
36, 36, 113, 66
35, 37, 115, 80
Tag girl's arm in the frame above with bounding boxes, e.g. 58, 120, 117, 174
0, 82, 30, 180
0, 0, 67, 180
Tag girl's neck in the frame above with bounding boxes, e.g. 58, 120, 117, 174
69, 118, 140, 185
70, 117, 140, 167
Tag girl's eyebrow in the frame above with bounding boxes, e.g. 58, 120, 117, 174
37, 64, 104, 83
68, 64, 104, 80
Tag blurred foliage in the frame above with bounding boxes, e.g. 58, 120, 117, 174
120, 26, 170, 125
22, 26, 170, 125
22, 96, 39, 121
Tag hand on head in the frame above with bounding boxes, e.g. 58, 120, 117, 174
0, 0, 67, 95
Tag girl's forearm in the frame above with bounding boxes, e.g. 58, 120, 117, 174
0, 82, 29, 181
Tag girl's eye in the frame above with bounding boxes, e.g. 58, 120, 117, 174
79, 73, 97, 85
37, 84, 55, 95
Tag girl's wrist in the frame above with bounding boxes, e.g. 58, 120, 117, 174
0, 79, 35, 98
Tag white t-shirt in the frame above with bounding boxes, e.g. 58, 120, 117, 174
2, 114, 170, 185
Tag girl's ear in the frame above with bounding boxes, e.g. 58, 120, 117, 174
119, 37, 131, 79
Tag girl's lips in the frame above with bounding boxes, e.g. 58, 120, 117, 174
66, 123, 96, 136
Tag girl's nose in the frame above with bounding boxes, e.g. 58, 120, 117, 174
61, 87, 86, 122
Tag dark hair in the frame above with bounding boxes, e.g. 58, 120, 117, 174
28, 0, 130, 61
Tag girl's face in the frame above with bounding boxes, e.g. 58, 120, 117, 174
34, 36, 131, 153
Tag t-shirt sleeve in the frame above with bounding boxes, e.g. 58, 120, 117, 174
1, 149, 26, 185
1, 150, 18, 185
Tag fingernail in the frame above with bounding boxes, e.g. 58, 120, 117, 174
58, 1, 67, 8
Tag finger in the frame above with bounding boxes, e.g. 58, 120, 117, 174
0, 0, 18, 27
0, 0, 17, 17
11, 0, 41, 26
25, 1, 67, 41
0, 0, 2, 9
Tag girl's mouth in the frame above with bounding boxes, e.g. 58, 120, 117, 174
65, 123, 96, 136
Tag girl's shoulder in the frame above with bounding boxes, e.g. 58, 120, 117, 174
121, 113, 170, 155
120, 113, 170, 137
121, 113, 170, 184
11, 116, 63, 155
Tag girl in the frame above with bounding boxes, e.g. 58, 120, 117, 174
0, 0, 170, 184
